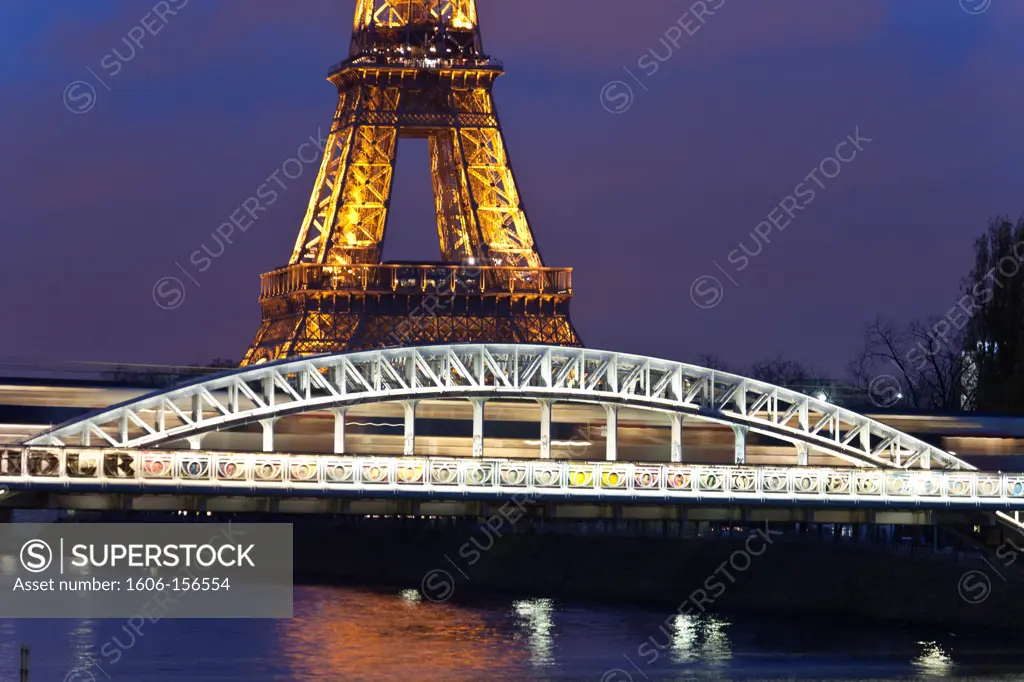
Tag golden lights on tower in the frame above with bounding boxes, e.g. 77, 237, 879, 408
241, 0, 580, 365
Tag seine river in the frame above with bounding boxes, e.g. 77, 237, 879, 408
1, 585, 1023, 681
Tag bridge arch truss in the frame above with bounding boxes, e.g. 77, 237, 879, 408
23, 344, 972, 471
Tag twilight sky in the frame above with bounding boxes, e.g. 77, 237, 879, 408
0, 0, 1022, 375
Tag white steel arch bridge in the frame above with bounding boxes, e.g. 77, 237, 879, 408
22, 344, 971, 470
10, 344, 1023, 511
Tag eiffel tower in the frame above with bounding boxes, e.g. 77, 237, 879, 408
242, 0, 582, 365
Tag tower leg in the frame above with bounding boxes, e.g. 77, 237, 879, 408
241, 18, 582, 365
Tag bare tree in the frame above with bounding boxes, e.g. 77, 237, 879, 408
748, 354, 815, 391
848, 316, 969, 411
695, 353, 733, 373
102, 358, 238, 388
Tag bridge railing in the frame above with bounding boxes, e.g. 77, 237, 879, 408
259, 263, 573, 299
2, 448, 1023, 508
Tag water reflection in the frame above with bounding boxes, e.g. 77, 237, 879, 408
912, 640, 954, 677
276, 587, 531, 681
0, 586, 1018, 680
670, 614, 697, 662
668, 614, 732, 667
700, 616, 732, 667
67, 619, 101, 678
397, 589, 420, 603
512, 598, 555, 665
0, 620, 15, 675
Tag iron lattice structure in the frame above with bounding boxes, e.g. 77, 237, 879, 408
26, 344, 972, 471
243, 0, 581, 365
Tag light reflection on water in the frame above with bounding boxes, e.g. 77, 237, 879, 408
67, 618, 101, 675
0, 585, 1022, 681
0, 620, 15, 674
276, 586, 531, 681
687, 615, 732, 667
513, 598, 556, 665
912, 640, 955, 677
671, 613, 699, 662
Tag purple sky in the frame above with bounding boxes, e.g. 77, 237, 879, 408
1, 0, 1022, 375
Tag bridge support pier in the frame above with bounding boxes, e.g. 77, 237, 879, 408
332, 408, 347, 454
471, 399, 485, 458
186, 436, 203, 451
260, 419, 276, 453
670, 414, 683, 463
796, 443, 809, 466
732, 425, 747, 465
403, 401, 418, 456
539, 400, 552, 459
604, 405, 618, 461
